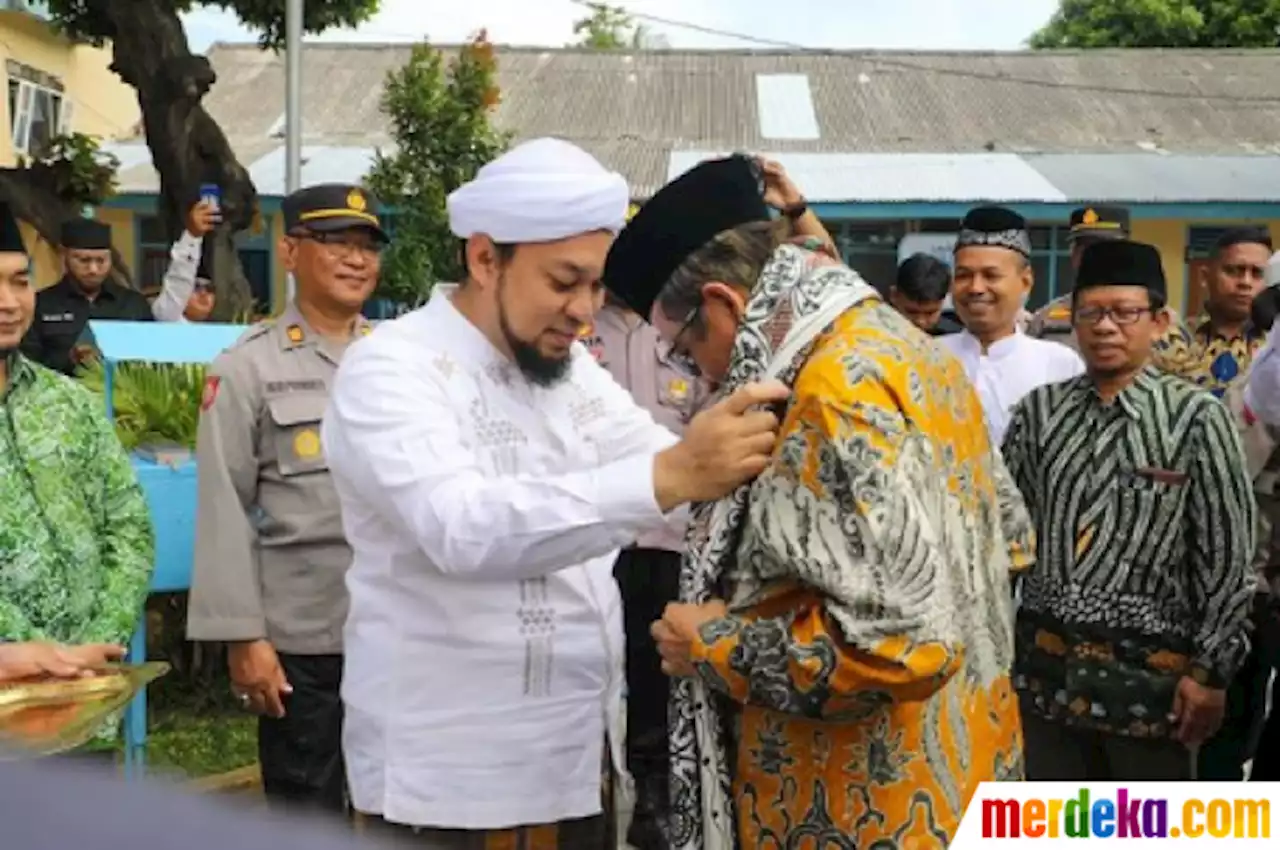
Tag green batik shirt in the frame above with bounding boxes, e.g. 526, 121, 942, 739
0, 352, 154, 644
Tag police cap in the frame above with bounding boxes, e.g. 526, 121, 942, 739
1068, 205, 1129, 243
282, 183, 389, 243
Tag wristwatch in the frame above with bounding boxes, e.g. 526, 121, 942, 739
782, 200, 808, 220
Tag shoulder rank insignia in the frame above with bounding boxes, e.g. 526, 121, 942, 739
1047, 304, 1072, 322
286, 324, 305, 344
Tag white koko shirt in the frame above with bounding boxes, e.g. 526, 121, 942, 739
321, 290, 676, 830
938, 330, 1085, 448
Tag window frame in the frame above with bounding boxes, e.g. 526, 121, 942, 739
8, 77, 66, 157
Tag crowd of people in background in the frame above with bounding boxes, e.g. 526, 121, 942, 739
1, 142, 1279, 850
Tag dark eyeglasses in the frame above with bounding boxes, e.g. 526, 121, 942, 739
665, 305, 702, 376
1074, 305, 1154, 326
295, 230, 385, 257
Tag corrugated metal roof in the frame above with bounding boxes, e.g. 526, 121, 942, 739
668, 151, 1068, 202
105, 44, 1280, 201
1021, 154, 1280, 203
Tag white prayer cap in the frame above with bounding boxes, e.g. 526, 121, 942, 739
448, 137, 630, 244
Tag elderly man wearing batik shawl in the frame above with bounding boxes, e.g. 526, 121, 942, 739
602, 155, 1036, 850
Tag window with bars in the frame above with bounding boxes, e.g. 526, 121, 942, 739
823, 220, 907, 293
135, 214, 274, 313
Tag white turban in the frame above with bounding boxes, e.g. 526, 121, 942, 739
448, 138, 630, 243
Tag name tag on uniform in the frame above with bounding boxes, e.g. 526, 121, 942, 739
42, 312, 74, 322
265, 379, 326, 393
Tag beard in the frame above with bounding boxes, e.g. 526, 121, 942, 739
496, 273, 572, 388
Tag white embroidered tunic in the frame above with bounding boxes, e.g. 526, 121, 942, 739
322, 290, 676, 830
938, 329, 1085, 447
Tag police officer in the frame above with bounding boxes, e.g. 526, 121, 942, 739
20, 218, 152, 374
583, 291, 707, 850
187, 183, 387, 816
1025, 205, 1130, 350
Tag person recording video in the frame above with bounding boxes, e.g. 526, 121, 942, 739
151, 199, 219, 323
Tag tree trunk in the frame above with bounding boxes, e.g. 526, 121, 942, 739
100, 0, 257, 317
0, 163, 133, 285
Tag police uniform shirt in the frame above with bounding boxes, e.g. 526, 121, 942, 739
186, 302, 372, 655
20, 278, 153, 375
584, 303, 708, 551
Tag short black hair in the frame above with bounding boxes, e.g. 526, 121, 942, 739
894, 253, 951, 302
1213, 226, 1272, 258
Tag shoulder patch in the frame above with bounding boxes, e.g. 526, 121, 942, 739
201, 375, 221, 411
227, 320, 275, 350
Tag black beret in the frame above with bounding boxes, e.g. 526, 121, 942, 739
61, 218, 111, 250
283, 183, 388, 242
1214, 226, 1272, 254
1076, 239, 1166, 297
0, 203, 25, 254
604, 154, 770, 320
1068, 205, 1130, 241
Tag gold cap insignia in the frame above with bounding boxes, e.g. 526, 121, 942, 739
286, 324, 305, 344
1082, 208, 1099, 225
293, 428, 322, 460
347, 189, 367, 213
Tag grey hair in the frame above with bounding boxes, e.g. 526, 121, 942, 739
653, 218, 792, 329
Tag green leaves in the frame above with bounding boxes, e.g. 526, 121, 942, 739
1030, 0, 1280, 48
78, 360, 207, 451
364, 34, 511, 306
47, 0, 381, 50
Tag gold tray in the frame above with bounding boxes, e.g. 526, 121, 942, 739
0, 662, 169, 757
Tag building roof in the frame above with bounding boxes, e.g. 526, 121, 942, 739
105, 44, 1280, 202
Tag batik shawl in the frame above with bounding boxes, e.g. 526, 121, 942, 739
666, 243, 877, 850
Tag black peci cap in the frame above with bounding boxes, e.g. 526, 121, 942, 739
603, 154, 770, 320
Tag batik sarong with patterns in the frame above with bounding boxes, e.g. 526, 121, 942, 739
667, 244, 1035, 850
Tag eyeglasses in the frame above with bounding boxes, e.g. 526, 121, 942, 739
665, 305, 702, 376
296, 230, 384, 258
1073, 305, 1154, 326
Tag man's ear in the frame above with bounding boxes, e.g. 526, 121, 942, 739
464, 235, 504, 288
277, 237, 297, 273
701, 281, 747, 322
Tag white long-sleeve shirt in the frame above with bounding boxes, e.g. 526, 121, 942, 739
150, 232, 203, 323
321, 290, 677, 830
938, 329, 1085, 447
1246, 324, 1280, 427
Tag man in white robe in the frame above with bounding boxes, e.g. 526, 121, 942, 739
320, 137, 787, 848
939, 205, 1084, 447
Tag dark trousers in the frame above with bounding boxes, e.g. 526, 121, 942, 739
1250, 673, 1280, 780
258, 652, 346, 816
1022, 708, 1193, 781
613, 547, 680, 846
1199, 593, 1276, 780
